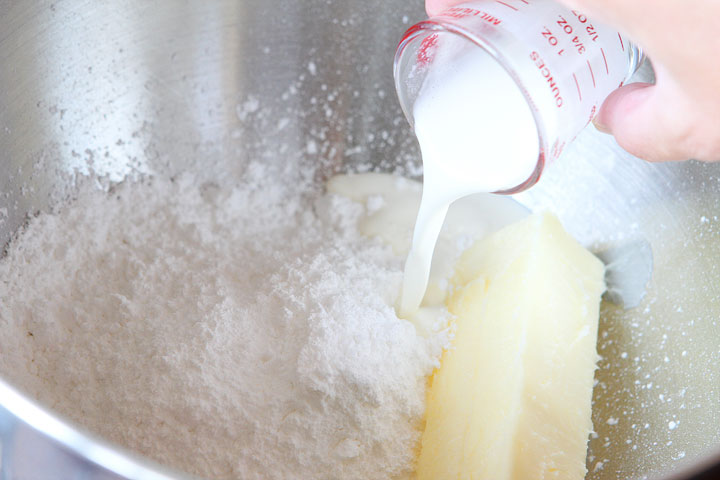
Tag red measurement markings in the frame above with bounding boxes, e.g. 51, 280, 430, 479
417, 33, 439, 66
556, 15, 586, 54
495, 0, 518, 11
530, 51, 564, 107
587, 60, 596, 87
618, 33, 625, 51
573, 73, 582, 101
542, 27, 559, 46
600, 48, 609, 74
519, 0, 529, 4
587, 105, 597, 126
572, 10, 588, 23
443, 7, 503, 25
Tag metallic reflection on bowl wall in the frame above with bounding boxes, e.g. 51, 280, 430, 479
0, 0, 424, 247
0, 1, 718, 479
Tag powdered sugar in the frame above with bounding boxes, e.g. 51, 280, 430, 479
0, 163, 448, 480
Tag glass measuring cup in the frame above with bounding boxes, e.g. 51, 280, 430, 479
394, 0, 644, 193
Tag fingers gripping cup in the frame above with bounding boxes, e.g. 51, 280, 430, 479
394, 0, 644, 194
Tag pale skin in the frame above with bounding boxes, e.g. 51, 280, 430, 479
426, 0, 720, 162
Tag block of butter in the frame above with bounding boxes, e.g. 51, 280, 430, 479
417, 213, 606, 480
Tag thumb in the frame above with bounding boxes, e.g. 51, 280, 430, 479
593, 79, 705, 162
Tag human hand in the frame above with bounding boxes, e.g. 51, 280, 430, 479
424, 0, 720, 162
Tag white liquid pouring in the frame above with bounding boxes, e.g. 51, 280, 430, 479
399, 37, 541, 317
327, 173, 530, 335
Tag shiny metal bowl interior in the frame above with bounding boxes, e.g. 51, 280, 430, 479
0, 1, 719, 479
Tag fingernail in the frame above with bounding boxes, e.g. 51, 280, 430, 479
593, 117, 611, 134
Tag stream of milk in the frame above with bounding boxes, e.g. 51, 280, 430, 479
327, 173, 529, 336
398, 36, 541, 316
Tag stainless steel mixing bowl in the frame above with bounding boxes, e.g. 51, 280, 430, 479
0, 1, 718, 479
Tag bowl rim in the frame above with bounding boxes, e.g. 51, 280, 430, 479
0, 377, 189, 480
1, 375, 719, 479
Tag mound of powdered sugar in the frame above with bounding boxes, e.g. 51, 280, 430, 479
0, 163, 448, 480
